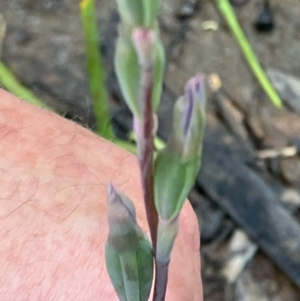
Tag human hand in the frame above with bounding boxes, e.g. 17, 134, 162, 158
0, 89, 203, 300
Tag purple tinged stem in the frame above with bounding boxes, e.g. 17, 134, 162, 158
153, 261, 169, 301
136, 74, 158, 252
132, 28, 168, 301
132, 27, 170, 301
132, 29, 158, 253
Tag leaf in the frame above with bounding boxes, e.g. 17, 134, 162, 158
105, 233, 153, 301
106, 184, 153, 301
142, 0, 161, 28
154, 148, 200, 220
115, 36, 142, 118
152, 39, 165, 112
116, 0, 144, 28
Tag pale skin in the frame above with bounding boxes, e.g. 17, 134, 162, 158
0, 89, 203, 301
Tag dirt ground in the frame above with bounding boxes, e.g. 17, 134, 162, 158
1, 0, 300, 300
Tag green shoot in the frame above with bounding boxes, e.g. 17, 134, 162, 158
0, 61, 50, 109
214, 0, 282, 108
80, 0, 114, 139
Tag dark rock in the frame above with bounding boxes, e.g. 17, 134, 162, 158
267, 69, 300, 116
176, 0, 199, 20
280, 157, 300, 185
213, 90, 253, 152
266, 158, 281, 178
280, 189, 300, 213
198, 125, 300, 287
254, 1, 274, 33
189, 191, 225, 243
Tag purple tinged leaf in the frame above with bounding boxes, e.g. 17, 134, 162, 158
105, 185, 154, 301
107, 183, 138, 242
108, 183, 136, 222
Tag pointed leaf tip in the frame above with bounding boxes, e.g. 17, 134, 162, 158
107, 184, 137, 239
107, 182, 116, 201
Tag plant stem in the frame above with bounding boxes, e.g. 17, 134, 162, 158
0, 61, 50, 110
133, 38, 171, 301
135, 64, 158, 254
153, 260, 169, 301
80, 0, 114, 140
214, 0, 282, 108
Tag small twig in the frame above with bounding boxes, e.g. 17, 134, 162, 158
256, 146, 298, 159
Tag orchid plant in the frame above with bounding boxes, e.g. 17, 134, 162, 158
105, 1, 206, 300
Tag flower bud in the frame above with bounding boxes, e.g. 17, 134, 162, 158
154, 75, 206, 220
106, 183, 153, 301
173, 74, 206, 160
107, 183, 139, 252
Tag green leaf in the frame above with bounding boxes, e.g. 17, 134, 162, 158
156, 217, 179, 263
136, 233, 154, 300
105, 232, 153, 301
142, 0, 161, 28
116, 0, 144, 28
152, 39, 165, 112
106, 184, 153, 301
154, 148, 200, 220
115, 36, 142, 118
105, 244, 127, 301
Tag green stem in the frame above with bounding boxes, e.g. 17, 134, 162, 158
214, 0, 282, 108
0, 61, 50, 110
80, 0, 114, 139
